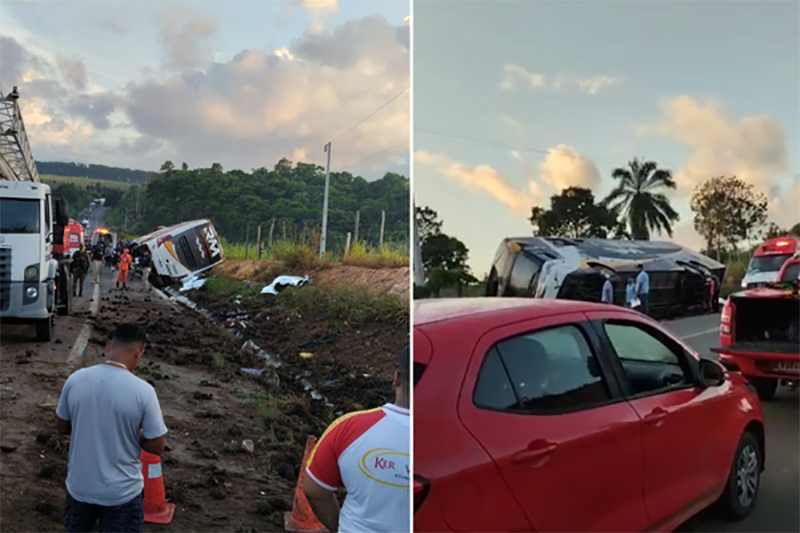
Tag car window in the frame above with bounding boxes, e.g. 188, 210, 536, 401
473, 348, 518, 410
474, 324, 611, 414
604, 323, 680, 365
603, 322, 689, 395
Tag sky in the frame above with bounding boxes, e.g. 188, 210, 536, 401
414, 0, 800, 277
0, 0, 409, 179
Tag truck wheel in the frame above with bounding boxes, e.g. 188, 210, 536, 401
716, 430, 761, 520
750, 377, 778, 400
35, 316, 54, 342
59, 274, 72, 316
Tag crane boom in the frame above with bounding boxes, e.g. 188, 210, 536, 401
0, 84, 40, 182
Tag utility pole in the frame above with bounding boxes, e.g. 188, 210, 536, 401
413, 200, 424, 286
379, 210, 386, 248
353, 210, 360, 245
256, 223, 262, 259
319, 142, 332, 259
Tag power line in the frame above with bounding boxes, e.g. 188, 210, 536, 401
349, 141, 409, 169
415, 127, 552, 155
330, 85, 410, 144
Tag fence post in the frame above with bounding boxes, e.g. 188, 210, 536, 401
282, 220, 286, 241
354, 210, 360, 245
256, 224, 262, 259
269, 218, 275, 249
379, 210, 385, 248
245, 223, 250, 260
345, 232, 352, 255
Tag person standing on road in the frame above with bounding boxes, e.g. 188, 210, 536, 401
92, 244, 104, 284
139, 250, 153, 292
600, 274, 614, 305
70, 243, 90, 297
56, 323, 168, 533
304, 346, 410, 533
625, 277, 637, 309
635, 264, 650, 315
116, 248, 132, 290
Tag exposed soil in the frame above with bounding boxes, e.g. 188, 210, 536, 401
213, 259, 410, 298
0, 264, 407, 532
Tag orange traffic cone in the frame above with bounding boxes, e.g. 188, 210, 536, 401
141, 450, 176, 524
284, 436, 328, 532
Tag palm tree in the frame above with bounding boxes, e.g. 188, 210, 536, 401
603, 158, 680, 240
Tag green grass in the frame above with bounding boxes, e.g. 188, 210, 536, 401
199, 276, 407, 328
40, 174, 133, 190
220, 236, 409, 270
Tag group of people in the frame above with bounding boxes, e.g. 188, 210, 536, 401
600, 264, 719, 316
601, 263, 651, 314
56, 322, 410, 533
68, 241, 154, 295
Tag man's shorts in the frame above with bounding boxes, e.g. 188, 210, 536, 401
64, 491, 144, 533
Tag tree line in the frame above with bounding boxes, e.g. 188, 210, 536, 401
104, 159, 409, 252
37, 162, 157, 184
417, 157, 799, 295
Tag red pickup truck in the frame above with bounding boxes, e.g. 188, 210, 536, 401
713, 258, 800, 399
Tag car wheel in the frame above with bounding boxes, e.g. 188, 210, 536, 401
750, 377, 778, 400
717, 431, 761, 521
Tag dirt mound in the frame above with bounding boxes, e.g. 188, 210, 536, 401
213, 260, 409, 298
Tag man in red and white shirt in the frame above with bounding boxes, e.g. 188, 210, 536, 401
304, 346, 410, 533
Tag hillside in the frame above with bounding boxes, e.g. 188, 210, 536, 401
40, 174, 133, 190
36, 161, 156, 184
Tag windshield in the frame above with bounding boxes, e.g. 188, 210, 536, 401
780, 263, 800, 283
747, 254, 792, 274
0, 199, 40, 234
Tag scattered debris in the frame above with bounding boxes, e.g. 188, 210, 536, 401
260, 275, 310, 296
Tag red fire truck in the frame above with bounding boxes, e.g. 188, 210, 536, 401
713, 258, 800, 399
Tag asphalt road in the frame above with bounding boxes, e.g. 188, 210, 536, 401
662, 313, 800, 533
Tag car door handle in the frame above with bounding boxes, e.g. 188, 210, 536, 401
512, 441, 557, 464
643, 407, 668, 424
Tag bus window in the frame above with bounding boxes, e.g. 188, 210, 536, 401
506, 254, 543, 296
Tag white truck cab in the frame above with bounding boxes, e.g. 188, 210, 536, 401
0, 181, 71, 340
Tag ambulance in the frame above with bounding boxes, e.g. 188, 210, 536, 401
740, 237, 799, 289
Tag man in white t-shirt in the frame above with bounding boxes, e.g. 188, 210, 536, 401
304, 346, 410, 533
56, 323, 168, 533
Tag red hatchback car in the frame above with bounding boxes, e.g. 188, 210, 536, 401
414, 298, 766, 533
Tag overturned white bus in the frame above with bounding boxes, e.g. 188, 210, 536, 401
131, 219, 225, 287
487, 237, 725, 319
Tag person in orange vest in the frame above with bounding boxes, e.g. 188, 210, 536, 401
117, 248, 132, 289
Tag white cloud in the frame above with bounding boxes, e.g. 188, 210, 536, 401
1, 9, 409, 176
538, 145, 601, 191
578, 75, 618, 95
416, 145, 601, 216
289, 0, 341, 34
638, 95, 789, 197
500, 64, 621, 94
158, 7, 219, 71
415, 151, 539, 214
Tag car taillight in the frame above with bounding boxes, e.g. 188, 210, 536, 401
414, 475, 429, 514
720, 300, 735, 343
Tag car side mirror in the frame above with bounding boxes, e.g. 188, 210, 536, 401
698, 358, 726, 387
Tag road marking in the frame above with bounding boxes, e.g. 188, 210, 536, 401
66, 282, 101, 367
681, 327, 719, 340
